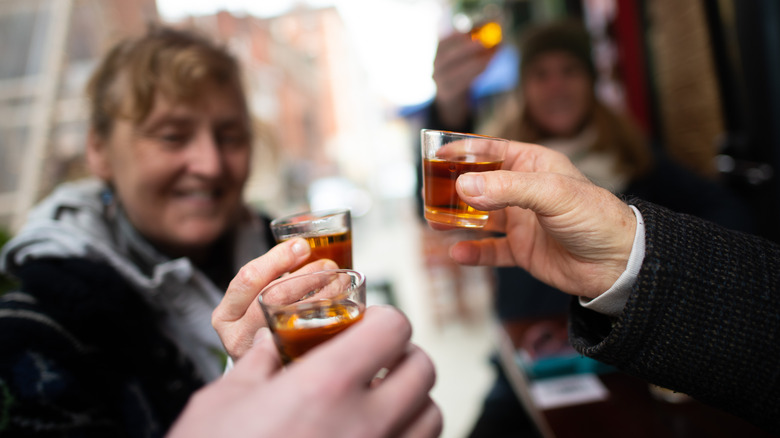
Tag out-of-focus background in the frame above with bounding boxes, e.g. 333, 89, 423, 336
1, 0, 779, 436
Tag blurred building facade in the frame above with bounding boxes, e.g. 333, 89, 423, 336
0, 0, 157, 231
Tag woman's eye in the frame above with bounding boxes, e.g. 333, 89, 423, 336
159, 132, 189, 145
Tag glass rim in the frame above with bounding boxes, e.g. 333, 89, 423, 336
257, 268, 366, 306
420, 129, 509, 142
270, 208, 351, 228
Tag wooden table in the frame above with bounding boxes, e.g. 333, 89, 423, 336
496, 318, 776, 438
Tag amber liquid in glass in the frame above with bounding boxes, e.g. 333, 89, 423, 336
470, 21, 502, 49
423, 156, 502, 227
281, 230, 352, 270
270, 299, 363, 363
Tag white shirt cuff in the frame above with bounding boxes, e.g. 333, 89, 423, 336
578, 205, 645, 318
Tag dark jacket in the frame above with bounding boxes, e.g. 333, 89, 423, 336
569, 198, 780, 434
0, 258, 203, 437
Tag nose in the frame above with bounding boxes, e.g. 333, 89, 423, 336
187, 129, 223, 178
544, 71, 568, 92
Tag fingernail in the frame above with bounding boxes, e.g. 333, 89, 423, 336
291, 238, 308, 256
253, 327, 272, 346
459, 174, 485, 197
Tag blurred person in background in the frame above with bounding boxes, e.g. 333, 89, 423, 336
0, 25, 440, 438
425, 17, 755, 437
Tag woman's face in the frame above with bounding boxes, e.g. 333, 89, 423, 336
89, 84, 252, 258
522, 51, 594, 138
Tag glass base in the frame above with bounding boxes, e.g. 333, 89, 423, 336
424, 207, 487, 229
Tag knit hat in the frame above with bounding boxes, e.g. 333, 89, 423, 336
519, 19, 596, 79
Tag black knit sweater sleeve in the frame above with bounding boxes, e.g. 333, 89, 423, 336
0, 258, 204, 437
568, 198, 780, 434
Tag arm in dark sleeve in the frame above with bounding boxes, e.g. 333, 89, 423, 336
569, 198, 780, 434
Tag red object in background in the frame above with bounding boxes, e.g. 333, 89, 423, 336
613, 0, 652, 136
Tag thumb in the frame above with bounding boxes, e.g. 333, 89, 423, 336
457, 170, 583, 216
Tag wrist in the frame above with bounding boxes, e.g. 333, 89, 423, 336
588, 201, 638, 297
580, 205, 645, 316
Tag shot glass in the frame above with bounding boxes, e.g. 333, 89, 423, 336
270, 209, 352, 270
421, 129, 508, 228
258, 269, 366, 363
452, 3, 504, 49
467, 20, 502, 48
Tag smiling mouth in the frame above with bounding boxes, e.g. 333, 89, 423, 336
175, 188, 224, 202
543, 98, 575, 111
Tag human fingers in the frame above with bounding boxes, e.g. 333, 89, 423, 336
212, 238, 311, 358
262, 260, 345, 305
297, 305, 413, 384
456, 170, 584, 214
457, 168, 635, 250
222, 260, 337, 360
449, 235, 518, 267
434, 55, 493, 103
167, 329, 285, 438
394, 398, 444, 438
223, 327, 282, 385
214, 238, 311, 323
433, 32, 489, 70
433, 35, 495, 97
456, 168, 636, 296
291, 258, 339, 275
481, 205, 508, 233
426, 142, 582, 232
369, 344, 438, 435
502, 141, 589, 181
455, 169, 632, 257
263, 258, 339, 297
